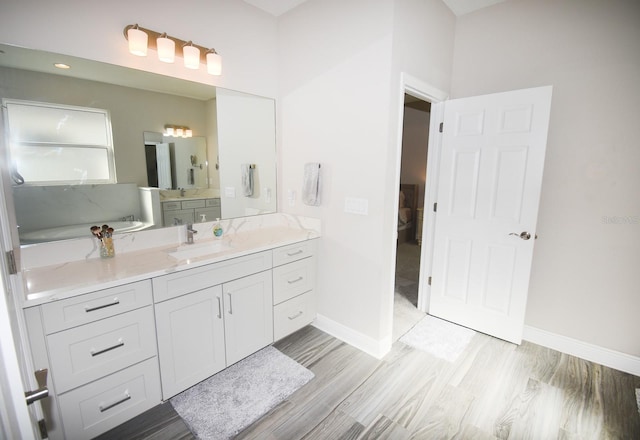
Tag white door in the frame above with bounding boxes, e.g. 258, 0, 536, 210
156, 143, 172, 190
429, 86, 552, 344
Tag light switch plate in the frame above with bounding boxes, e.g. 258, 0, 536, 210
225, 186, 236, 198
344, 197, 368, 215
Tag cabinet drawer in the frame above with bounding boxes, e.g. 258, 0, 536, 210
47, 307, 157, 393
273, 256, 316, 305
41, 280, 152, 334
181, 199, 205, 209
162, 201, 182, 211
152, 250, 272, 303
205, 198, 221, 207
273, 240, 316, 267
274, 291, 316, 341
58, 357, 161, 440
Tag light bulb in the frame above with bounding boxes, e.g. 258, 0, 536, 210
127, 26, 148, 57
183, 44, 200, 69
157, 34, 175, 63
206, 51, 222, 76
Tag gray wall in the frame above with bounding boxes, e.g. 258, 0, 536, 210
450, 0, 640, 356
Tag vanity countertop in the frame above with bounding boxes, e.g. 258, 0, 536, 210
21, 225, 320, 307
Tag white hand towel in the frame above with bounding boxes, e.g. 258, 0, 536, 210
302, 163, 321, 206
241, 164, 254, 197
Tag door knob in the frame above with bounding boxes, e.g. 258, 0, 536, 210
25, 369, 49, 405
509, 231, 531, 240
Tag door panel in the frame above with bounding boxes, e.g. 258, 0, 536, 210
430, 86, 552, 343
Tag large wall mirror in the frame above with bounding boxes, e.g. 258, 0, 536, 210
0, 43, 277, 245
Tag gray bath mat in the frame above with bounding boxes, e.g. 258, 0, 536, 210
400, 314, 475, 362
170, 345, 314, 439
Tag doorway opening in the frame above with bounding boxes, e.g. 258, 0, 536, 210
393, 94, 431, 340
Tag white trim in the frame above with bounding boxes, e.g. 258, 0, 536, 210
417, 101, 445, 313
393, 73, 448, 320
312, 314, 391, 359
401, 73, 449, 103
523, 325, 640, 376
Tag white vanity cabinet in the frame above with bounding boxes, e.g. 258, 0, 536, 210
24, 280, 161, 440
272, 240, 317, 341
23, 232, 318, 439
152, 251, 274, 400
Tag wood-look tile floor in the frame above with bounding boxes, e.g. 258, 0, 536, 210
98, 325, 640, 440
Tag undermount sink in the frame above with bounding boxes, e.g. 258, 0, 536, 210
167, 241, 230, 260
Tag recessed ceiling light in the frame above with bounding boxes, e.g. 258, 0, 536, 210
54, 63, 71, 69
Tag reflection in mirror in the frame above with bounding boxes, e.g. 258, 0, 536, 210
144, 132, 209, 190
0, 43, 277, 245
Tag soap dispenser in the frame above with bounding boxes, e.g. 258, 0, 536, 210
213, 218, 223, 237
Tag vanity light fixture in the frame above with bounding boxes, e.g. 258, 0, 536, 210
164, 125, 193, 138
206, 49, 222, 75
127, 24, 148, 57
123, 24, 222, 75
156, 33, 175, 63
182, 42, 200, 69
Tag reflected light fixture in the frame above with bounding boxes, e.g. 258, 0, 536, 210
164, 125, 193, 138
123, 24, 222, 75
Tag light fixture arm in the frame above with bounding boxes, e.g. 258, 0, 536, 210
123, 24, 218, 64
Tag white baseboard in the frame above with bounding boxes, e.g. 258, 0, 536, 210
312, 314, 392, 359
523, 325, 640, 377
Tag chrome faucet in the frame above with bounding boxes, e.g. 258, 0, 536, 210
186, 223, 198, 244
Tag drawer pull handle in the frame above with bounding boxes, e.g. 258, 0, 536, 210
288, 311, 304, 320
99, 391, 131, 413
287, 276, 304, 284
286, 250, 304, 257
216, 296, 222, 319
227, 293, 233, 315
91, 338, 124, 357
85, 298, 120, 313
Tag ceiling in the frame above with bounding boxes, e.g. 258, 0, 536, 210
243, 0, 508, 17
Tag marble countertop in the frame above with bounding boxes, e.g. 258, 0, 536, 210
22, 226, 319, 307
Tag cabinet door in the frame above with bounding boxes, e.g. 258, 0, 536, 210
155, 286, 226, 399
223, 271, 273, 365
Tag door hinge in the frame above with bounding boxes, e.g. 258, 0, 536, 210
433, 202, 437, 212
428, 276, 432, 286
439, 122, 444, 133
5, 250, 17, 275
38, 419, 48, 439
